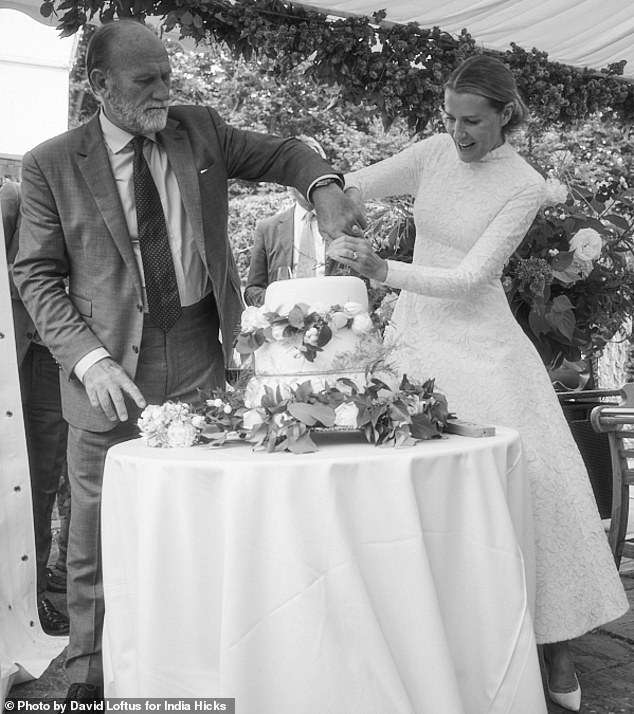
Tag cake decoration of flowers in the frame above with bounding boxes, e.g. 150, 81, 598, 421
138, 374, 449, 454
235, 300, 374, 363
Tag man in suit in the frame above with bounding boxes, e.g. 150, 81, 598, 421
244, 136, 330, 306
1, 181, 70, 636
13, 19, 365, 700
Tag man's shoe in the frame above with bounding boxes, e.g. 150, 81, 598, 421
37, 596, 69, 636
65, 683, 103, 702
46, 566, 67, 593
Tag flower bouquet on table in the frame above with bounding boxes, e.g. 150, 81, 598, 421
137, 375, 449, 454
503, 174, 634, 368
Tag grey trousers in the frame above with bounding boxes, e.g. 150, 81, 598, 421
65, 295, 224, 684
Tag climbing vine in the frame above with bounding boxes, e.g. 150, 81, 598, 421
43, 0, 634, 133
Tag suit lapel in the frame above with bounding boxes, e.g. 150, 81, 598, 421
76, 116, 143, 300
157, 119, 207, 264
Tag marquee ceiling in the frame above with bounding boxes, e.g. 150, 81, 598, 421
2, 0, 634, 77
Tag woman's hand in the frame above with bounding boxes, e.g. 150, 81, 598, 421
327, 236, 388, 282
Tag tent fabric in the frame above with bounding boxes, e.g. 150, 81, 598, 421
296, 0, 634, 78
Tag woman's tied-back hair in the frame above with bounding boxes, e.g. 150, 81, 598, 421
445, 54, 528, 136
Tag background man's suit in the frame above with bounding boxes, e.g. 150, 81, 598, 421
244, 206, 294, 306
13, 104, 340, 683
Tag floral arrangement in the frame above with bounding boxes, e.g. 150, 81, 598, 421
235, 300, 374, 362
503, 172, 634, 368
137, 402, 207, 449
138, 374, 449, 454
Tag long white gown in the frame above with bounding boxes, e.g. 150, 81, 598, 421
346, 133, 628, 643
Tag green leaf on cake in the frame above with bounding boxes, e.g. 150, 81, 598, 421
287, 402, 336, 427
288, 304, 308, 329
235, 331, 265, 354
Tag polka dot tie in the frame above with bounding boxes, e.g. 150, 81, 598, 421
132, 136, 182, 332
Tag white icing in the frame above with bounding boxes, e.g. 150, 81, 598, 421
245, 276, 376, 407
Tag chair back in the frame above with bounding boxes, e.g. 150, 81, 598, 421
590, 383, 634, 568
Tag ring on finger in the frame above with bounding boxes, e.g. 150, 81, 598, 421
351, 250, 359, 261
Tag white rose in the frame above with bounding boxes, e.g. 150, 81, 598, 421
191, 415, 206, 429
271, 324, 287, 341
569, 228, 602, 262
330, 311, 349, 330
243, 408, 265, 431
343, 301, 364, 317
166, 420, 198, 448
351, 312, 373, 335
334, 402, 359, 428
241, 305, 269, 333
140, 404, 163, 422
304, 327, 320, 346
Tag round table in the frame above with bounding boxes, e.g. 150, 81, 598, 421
101, 427, 546, 714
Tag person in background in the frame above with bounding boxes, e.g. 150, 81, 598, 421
13, 19, 365, 702
244, 135, 330, 306
327, 54, 628, 713
1, 180, 69, 635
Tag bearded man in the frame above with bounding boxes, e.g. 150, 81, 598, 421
13, 19, 365, 701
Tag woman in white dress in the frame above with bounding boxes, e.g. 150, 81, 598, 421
328, 55, 628, 712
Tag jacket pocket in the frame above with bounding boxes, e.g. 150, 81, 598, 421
70, 292, 92, 317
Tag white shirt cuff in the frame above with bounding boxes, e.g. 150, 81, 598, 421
306, 174, 344, 201
74, 348, 111, 383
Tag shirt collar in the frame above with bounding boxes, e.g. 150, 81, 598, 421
99, 109, 157, 154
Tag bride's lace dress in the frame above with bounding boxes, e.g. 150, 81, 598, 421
347, 133, 628, 643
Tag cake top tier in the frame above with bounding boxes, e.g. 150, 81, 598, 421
264, 276, 368, 314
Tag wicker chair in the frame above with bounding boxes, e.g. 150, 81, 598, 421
589, 383, 634, 569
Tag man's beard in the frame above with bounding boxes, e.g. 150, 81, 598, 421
105, 80, 168, 134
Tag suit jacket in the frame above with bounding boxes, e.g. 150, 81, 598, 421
243, 206, 295, 306
13, 105, 337, 431
1, 181, 35, 366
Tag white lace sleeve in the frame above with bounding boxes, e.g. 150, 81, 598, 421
345, 136, 442, 199
384, 182, 545, 297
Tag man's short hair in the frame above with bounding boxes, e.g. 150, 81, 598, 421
85, 19, 151, 79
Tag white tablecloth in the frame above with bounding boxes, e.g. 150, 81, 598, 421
101, 427, 546, 714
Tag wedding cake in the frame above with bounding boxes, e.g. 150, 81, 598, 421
236, 276, 380, 406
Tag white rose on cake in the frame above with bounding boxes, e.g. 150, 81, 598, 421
241, 305, 269, 333
303, 327, 320, 346
330, 311, 349, 331
351, 312, 373, 334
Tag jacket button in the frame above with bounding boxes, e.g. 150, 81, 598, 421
26, 331, 34, 339
132, 345, 139, 354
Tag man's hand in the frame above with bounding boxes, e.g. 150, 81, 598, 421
311, 183, 367, 242
83, 357, 146, 423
